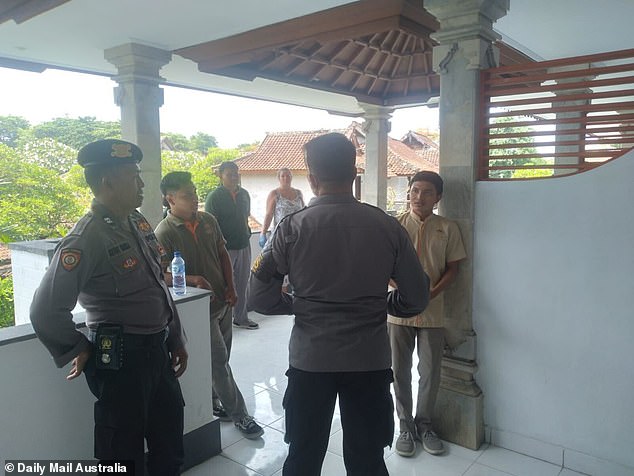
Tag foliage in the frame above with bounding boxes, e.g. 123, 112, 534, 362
0, 276, 14, 328
191, 148, 242, 200
488, 116, 539, 179
0, 115, 30, 148
189, 132, 218, 155
31, 116, 121, 149
161, 132, 190, 151
17, 137, 77, 174
236, 141, 260, 153
162, 132, 218, 155
0, 145, 84, 241
161, 150, 204, 173
62, 164, 93, 211
160, 147, 242, 201
512, 159, 554, 179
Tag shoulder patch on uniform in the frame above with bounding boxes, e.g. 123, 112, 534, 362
60, 249, 82, 271
138, 220, 152, 233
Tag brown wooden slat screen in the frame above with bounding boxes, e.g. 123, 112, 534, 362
478, 48, 634, 180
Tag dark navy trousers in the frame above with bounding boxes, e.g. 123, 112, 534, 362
282, 367, 394, 476
85, 333, 184, 476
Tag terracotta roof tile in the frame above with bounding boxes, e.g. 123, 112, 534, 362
235, 122, 438, 177
235, 129, 346, 172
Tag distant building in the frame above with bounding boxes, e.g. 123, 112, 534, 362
235, 122, 438, 223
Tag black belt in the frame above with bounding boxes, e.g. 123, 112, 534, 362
89, 328, 168, 348
122, 329, 168, 348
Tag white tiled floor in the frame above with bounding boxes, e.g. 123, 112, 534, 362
183, 313, 583, 476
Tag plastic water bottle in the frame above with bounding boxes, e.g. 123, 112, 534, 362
171, 251, 186, 296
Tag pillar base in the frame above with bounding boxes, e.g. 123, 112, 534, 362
434, 357, 484, 450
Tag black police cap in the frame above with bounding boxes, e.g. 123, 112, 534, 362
77, 139, 143, 168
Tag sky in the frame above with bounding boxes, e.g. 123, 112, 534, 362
0, 67, 439, 149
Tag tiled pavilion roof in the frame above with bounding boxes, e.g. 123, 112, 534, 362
235, 122, 438, 177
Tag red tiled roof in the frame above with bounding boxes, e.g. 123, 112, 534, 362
235, 123, 438, 177
235, 129, 345, 172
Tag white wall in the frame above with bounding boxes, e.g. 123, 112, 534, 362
240, 173, 313, 226
241, 172, 411, 223
474, 152, 634, 474
0, 289, 213, 462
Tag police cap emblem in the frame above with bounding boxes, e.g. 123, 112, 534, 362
77, 139, 143, 168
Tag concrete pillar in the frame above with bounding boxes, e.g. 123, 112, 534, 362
104, 43, 171, 227
360, 104, 393, 210
425, 0, 510, 450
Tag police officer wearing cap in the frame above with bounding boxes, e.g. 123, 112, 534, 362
30, 139, 188, 476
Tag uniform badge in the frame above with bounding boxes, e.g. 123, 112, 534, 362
122, 256, 138, 270
157, 243, 166, 257
251, 253, 263, 273
99, 336, 112, 350
99, 336, 112, 364
138, 220, 152, 233
111, 143, 133, 159
60, 249, 82, 271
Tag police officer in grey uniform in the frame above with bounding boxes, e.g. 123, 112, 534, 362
30, 139, 188, 476
248, 133, 429, 476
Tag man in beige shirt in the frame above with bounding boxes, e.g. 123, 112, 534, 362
388, 171, 466, 457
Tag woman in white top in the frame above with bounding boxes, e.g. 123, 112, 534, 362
259, 168, 304, 247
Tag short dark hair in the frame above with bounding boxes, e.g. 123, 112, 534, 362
160, 171, 193, 208
218, 161, 239, 175
409, 170, 443, 195
303, 133, 356, 183
83, 164, 117, 193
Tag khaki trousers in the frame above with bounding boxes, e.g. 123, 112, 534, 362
388, 324, 443, 436
210, 303, 249, 421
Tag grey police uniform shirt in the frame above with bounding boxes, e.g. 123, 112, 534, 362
249, 194, 430, 373
30, 200, 185, 368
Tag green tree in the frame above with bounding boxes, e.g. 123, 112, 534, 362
236, 141, 260, 153
191, 148, 242, 200
488, 116, 540, 179
161, 150, 204, 173
17, 137, 77, 174
0, 115, 30, 148
161, 132, 190, 151
0, 276, 14, 328
0, 144, 85, 241
189, 132, 218, 155
512, 158, 553, 178
31, 116, 121, 149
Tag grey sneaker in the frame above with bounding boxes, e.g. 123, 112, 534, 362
395, 431, 416, 457
212, 404, 232, 422
233, 319, 259, 330
235, 416, 264, 439
422, 430, 444, 455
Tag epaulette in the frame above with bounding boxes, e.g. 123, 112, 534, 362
66, 212, 96, 236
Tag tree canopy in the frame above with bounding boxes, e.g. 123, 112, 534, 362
29, 116, 122, 149
0, 115, 30, 148
0, 144, 86, 242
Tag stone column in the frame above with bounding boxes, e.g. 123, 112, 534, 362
425, 0, 510, 450
359, 104, 393, 210
104, 43, 171, 227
